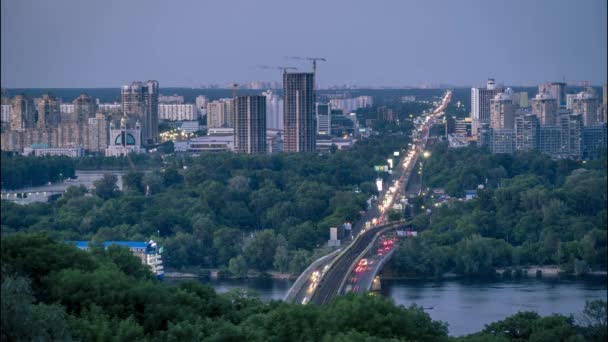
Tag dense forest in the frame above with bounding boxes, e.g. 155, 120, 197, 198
1, 131, 412, 273
389, 143, 607, 277
2, 234, 605, 341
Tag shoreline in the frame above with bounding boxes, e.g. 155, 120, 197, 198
164, 266, 607, 281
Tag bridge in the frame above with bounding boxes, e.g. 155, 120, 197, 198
285, 90, 452, 305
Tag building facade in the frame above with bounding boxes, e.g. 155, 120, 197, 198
105, 115, 143, 156
263, 90, 283, 130
233, 95, 267, 154
158, 104, 197, 121
36, 94, 61, 129
571, 90, 599, 126
490, 91, 515, 129
471, 79, 503, 137
73, 93, 97, 124
283, 72, 316, 152
539, 82, 566, 107
531, 92, 558, 126
316, 103, 331, 135
206, 99, 234, 128
121, 80, 159, 145
515, 114, 539, 151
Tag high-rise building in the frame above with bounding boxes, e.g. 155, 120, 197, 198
263, 90, 284, 130
511, 92, 529, 108
158, 94, 184, 104
234, 95, 267, 154
582, 123, 607, 160
491, 128, 515, 154
571, 90, 599, 126
73, 93, 97, 124
471, 79, 503, 137
36, 94, 61, 129
539, 126, 562, 157
1, 103, 12, 123
378, 106, 396, 122
121, 80, 159, 145
283, 72, 316, 152
195, 95, 209, 118
206, 99, 234, 128
316, 103, 331, 135
531, 92, 558, 126
87, 113, 109, 153
539, 82, 566, 107
560, 114, 583, 159
158, 104, 197, 121
490, 90, 515, 129
515, 114, 539, 151
10, 95, 35, 131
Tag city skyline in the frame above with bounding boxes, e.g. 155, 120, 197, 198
2, 0, 607, 88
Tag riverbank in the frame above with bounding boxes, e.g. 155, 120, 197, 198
164, 269, 297, 280
378, 265, 607, 280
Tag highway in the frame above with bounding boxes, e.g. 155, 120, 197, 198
288, 90, 452, 304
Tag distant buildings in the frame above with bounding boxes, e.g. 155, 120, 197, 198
158, 104, 197, 121
263, 90, 283, 130
158, 94, 184, 104
283, 72, 316, 153
531, 91, 558, 125
121, 80, 159, 145
206, 99, 234, 128
23, 146, 85, 157
539, 82, 566, 107
10, 95, 35, 131
1, 96, 110, 154
105, 115, 143, 157
328, 96, 373, 113
490, 90, 515, 129
234, 95, 267, 154
571, 90, 599, 126
316, 103, 331, 135
472, 80, 606, 160
72, 93, 97, 124
471, 79, 503, 137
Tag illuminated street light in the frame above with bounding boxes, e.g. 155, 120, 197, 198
423, 151, 431, 159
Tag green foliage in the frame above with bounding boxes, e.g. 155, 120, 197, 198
1, 234, 600, 341
0, 153, 76, 189
93, 173, 120, 200
1, 132, 411, 272
389, 144, 607, 277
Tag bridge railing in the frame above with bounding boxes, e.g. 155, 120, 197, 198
337, 225, 399, 295
284, 247, 343, 302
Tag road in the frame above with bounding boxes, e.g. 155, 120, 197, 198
288, 90, 452, 304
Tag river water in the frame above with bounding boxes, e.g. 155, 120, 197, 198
197, 277, 607, 336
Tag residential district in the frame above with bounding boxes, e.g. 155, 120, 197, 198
1, 73, 606, 160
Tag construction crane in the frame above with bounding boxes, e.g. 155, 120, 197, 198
258, 65, 298, 75
285, 56, 326, 75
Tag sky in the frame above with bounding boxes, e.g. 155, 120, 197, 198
1, 0, 607, 88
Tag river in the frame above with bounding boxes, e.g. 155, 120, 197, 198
194, 277, 606, 336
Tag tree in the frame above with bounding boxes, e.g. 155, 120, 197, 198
158, 140, 175, 154
579, 300, 607, 341
122, 171, 144, 194
273, 245, 290, 272
288, 250, 310, 274
228, 256, 248, 278
243, 230, 278, 270
93, 174, 120, 200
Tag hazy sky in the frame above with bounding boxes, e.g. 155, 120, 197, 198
2, 0, 606, 88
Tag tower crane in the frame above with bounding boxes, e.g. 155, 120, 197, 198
258, 65, 298, 75
285, 56, 326, 75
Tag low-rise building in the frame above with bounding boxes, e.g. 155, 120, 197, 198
23, 145, 85, 157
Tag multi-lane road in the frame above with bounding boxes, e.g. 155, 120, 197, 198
287, 90, 452, 304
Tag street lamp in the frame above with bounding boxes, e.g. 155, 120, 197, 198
423, 151, 431, 159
